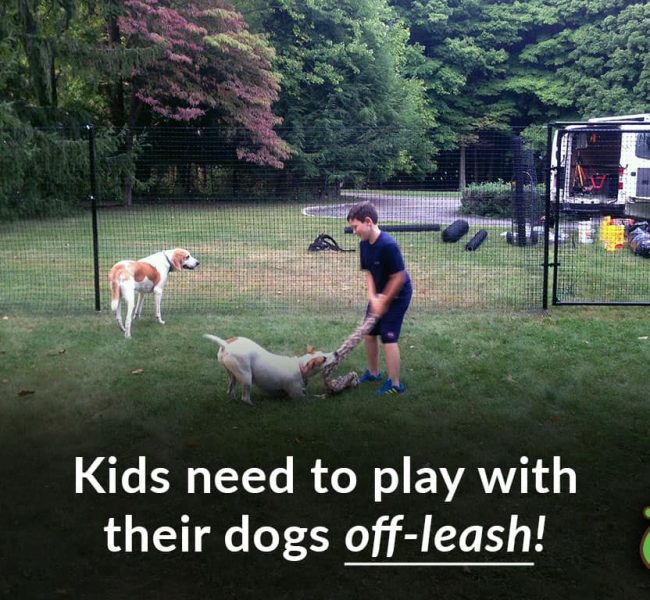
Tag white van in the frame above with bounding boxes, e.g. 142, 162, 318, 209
550, 114, 650, 217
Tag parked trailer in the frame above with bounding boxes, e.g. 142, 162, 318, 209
550, 114, 650, 217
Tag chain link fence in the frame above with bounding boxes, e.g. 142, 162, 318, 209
2, 126, 549, 314
550, 121, 650, 305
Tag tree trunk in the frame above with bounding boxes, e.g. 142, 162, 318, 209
180, 162, 192, 195
50, 49, 58, 108
107, 13, 126, 127
18, 0, 55, 108
123, 95, 143, 207
459, 144, 467, 192
231, 163, 240, 198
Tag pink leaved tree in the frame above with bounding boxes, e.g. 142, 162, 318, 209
115, 0, 290, 171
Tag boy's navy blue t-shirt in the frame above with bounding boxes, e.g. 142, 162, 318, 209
360, 231, 412, 301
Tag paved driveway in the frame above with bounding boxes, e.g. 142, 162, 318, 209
303, 190, 512, 227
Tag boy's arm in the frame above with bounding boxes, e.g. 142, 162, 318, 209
365, 271, 377, 301
370, 271, 406, 316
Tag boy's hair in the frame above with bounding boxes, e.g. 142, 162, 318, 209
347, 201, 378, 224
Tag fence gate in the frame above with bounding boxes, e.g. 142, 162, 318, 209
547, 120, 650, 306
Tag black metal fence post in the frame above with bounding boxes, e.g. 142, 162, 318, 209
551, 129, 566, 307
512, 136, 527, 247
542, 125, 553, 310
87, 124, 101, 311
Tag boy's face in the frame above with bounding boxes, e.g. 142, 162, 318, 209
348, 217, 374, 241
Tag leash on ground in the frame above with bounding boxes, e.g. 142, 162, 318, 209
323, 314, 379, 394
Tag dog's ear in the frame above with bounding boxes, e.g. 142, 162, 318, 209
304, 356, 326, 374
306, 345, 315, 354
171, 248, 186, 271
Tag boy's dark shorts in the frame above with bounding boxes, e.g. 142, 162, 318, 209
366, 293, 412, 343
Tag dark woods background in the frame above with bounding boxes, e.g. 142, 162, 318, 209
2, 0, 649, 218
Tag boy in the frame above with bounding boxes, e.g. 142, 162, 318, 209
347, 202, 412, 396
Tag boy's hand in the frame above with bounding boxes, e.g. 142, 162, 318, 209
369, 294, 388, 317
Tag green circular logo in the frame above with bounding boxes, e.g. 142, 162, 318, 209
642, 506, 650, 569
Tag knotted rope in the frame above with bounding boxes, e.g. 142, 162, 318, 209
323, 314, 379, 394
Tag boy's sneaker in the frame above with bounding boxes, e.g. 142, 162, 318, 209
358, 369, 383, 383
375, 378, 406, 396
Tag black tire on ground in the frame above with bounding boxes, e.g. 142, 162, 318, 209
442, 219, 470, 243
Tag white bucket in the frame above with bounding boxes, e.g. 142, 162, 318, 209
578, 220, 593, 243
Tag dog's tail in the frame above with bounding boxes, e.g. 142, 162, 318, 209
110, 280, 121, 312
108, 266, 123, 312
203, 334, 229, 348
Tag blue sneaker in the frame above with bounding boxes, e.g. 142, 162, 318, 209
358, 369, 383, 383
375, 378, 406, 396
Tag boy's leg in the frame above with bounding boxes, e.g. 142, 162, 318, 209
377, 295, 410, 389
364, 335, 380, 375
383, 342, 401, 386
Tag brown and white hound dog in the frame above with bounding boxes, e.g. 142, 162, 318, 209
109, 249, 199, 338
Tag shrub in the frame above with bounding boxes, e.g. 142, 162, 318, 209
459, 180, 512, 217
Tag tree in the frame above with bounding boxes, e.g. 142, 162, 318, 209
388, 0, 524, 189
110, 0, 290, 168
473, 0, 650, 124
2, 1, 100, 124
242, 0, 435, 187
533, 1, 650, 117
392, 0, 515, 138
14, 0, 69, 110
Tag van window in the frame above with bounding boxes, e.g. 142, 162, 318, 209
636, 133, 650, 159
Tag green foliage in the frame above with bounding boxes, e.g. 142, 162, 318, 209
2, 0, 650, 217
94, 127, 145, 204
511, 0, 650, 120
0, 112, 85, 220
0, 115, 138, 219
459, 180, 512, 218
253, 0, 436, 184
2, 0, 106, 122
3, 0, 649, 137
520, 124, 548, 156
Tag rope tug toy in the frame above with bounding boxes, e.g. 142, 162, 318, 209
323, 314, 379, 394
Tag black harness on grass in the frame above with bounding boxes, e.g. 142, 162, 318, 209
308, 233, 355, 253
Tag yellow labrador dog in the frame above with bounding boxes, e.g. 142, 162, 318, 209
204, 334, 333, 405
109, 248, 199, 338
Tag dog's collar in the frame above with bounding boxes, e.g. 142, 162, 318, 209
299, 362, 310, 386
163, 252, 175, 271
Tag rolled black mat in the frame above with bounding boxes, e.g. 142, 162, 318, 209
442, 219, 469, 242
465, 229, 488, 251
344, 224, 441, 234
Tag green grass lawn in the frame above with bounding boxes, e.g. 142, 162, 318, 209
2, 203, 648, 317
0, 203, 544, 314
1, 307, 649, 599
